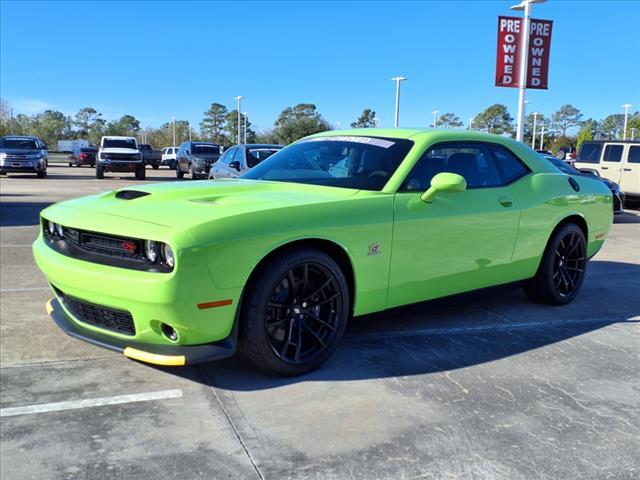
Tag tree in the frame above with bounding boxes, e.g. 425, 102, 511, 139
273, 103, 331, 144
472, 104, 513, 135
626, 112, 640, 140
31, 110, 73, 147
575, 118, 599, 150
224, 110, 256, 146
350, 109, 377, 128
0, 98, 10, 136
551, 104, 583, 137
435, 112, 463, 129
105, 115, 141, 137
200, 102, 228, 144
73, 107, 101, 136
600, 114, 625, 139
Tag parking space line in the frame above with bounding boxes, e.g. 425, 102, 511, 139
0, 244, 33, 247
0, 389, 183, 417
1, 287, 51, 292
350, 316, 636, 340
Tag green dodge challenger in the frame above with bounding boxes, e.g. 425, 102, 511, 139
34, 129, 613, 375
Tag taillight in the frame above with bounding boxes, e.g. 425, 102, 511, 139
79, 153, 87, 159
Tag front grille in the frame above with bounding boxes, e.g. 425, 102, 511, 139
103, 153, 139, 161
53, 286, 136, 336
64, 227, 145, 262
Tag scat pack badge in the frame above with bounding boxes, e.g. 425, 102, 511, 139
367, 242, 381, 256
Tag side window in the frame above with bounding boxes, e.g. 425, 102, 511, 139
577, 143, 602, 163
628, 146, 640, 164
488, 144, 530, 183
603, 145, 623, 162
232, 148, 244, 164
402, 143, 502, 191
223, 147, 236, 164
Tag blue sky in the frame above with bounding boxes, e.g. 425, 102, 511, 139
1, 0, 639, 132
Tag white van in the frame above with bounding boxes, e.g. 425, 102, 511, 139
575, 140, 640, 206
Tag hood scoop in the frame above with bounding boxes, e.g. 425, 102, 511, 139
115, 190, 151, 200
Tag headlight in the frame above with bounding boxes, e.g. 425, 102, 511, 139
47, 221, 56, 236
55, 223, 64, 237
27, 153, 42, 159
0, 152, 6, 160
144, 240, 158, 263
162, 244, 175, 268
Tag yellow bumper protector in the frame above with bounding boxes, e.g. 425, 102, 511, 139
123, 347, 186, 366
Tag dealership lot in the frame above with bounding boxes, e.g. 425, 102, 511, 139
1, 166, 639, 479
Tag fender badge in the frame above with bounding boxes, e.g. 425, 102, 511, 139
368, 242, 381, 256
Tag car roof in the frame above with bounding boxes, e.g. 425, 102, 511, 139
102, 136, 136, 140
580, 139, 640, 144
1, 135, 39, 140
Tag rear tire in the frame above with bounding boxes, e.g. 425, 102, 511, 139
524, 223, 587, 305
176, 165, 184, 179
135, 165, 146, 180
96, 163, 104, 179
239, 248, 350, 376
152, 164, 159, 170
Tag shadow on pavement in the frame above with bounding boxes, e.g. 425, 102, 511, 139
0, 202, 52, 227
160, 260, 639, 391
614, 210, 640, 224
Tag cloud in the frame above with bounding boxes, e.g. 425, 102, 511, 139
10, 98, 55, 115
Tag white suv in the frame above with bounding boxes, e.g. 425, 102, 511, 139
161, 146, 179, 169
97, 136, 144, 180
575, 140, 640, 207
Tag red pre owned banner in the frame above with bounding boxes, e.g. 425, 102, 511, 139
495, 16, 553, 89
526, 18, 553, 89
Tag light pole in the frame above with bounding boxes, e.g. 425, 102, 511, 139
539, 123, 545, 150
468, 118, 474, 130
235, 96, 243, 144
631, 128, 637, 140
510, 0, 547, 142
622, 103, 632, 140
391, 76, 407, 128
531, 112, 539, 148
432, 110, 439, 128
188, 121, 192, 142
172, 116, 176, 147
243, 112, 248, 144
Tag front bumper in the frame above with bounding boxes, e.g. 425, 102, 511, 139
47, 298, 236, 365
100, 160, 143, 172
1, 159, 44, 173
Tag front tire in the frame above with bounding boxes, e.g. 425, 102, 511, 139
96, 163, 104, 179
37, 169, 46, 178
239, 249, 350, 376
176, 165, 184, 179
524, 223, 587, 305
135, 165, 146, 180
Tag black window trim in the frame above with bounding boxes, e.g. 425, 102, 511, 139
398, 140, 531, 192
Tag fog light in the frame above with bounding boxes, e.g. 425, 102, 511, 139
145, 240, 157, 263
162, 244, 174, 268
160, 323, 179, 342
55, 223, 64, 237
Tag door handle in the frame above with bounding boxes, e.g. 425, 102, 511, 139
498, 196, 513, 207
601, 166, 609, 170
623, 168, 632, 172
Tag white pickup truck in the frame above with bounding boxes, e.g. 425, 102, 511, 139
97, 136, 145, 180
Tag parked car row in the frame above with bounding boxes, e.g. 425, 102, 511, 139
0, 136, 49, 178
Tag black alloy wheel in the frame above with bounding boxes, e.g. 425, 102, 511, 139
265, 262, 343, 366
552, 231, 586, 297
240, 249, 350, 376
525, 223, 587, 305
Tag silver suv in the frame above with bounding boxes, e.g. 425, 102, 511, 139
0, 136, 48, 178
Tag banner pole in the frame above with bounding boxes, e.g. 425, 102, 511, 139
515, 1, 531, 142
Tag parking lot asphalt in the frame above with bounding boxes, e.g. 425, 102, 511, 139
1, 165, 639, 480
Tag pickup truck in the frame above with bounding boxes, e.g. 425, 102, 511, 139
139, 144, 162, 170
97, 136, 145, 180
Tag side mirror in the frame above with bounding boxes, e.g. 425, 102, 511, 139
229, 161, 241, 171
421, 172, 467, 203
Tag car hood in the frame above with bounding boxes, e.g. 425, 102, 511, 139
1, 148, 40, 155
51, 179, 359, 231
99, 148, 139, 154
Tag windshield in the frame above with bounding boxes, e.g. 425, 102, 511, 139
242, 136, 414, 190
102, 138, 137, 149
544, 155, 580, 175
192, 144, 220, 155
0, 138, 38, 150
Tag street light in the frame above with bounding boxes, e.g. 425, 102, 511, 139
468, 118, 474, 130
171, 116, 176, 147
243, 112, 248, 144
188, 120, 192, 142
432, 110, 439, 128
531, 112, 539, 148
510, 0, 547, 142
235, 96, 243, 144
391, 76, 407, 128
539, 123, 546, 150
622, 103, 632, 140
